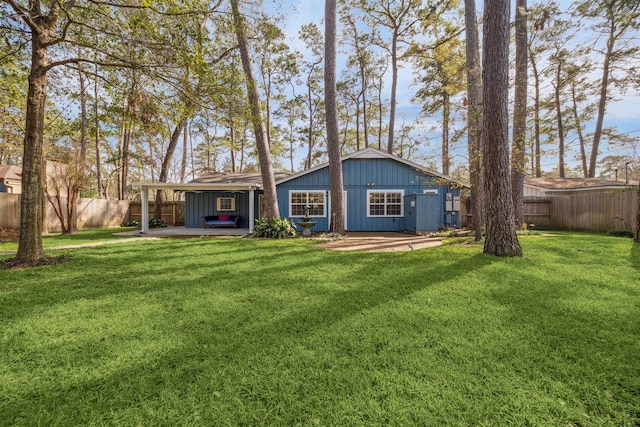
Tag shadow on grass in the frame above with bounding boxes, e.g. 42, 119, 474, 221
1, 239, 503, 424
489, 265, 640, 425
631, 242, 640, 272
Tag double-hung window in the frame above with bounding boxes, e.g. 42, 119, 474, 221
289, 191, 325, 217
367, 190, 404, 217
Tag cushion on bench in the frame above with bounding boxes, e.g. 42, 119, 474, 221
203, 215, 240, 228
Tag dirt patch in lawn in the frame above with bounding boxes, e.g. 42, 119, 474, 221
315, 232, 443, 252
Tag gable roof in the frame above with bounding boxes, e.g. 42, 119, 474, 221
275, 147, 468, 187
0, 165, 22, 181
524, 177, 635, 192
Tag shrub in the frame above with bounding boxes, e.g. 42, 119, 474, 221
253, 218, 297, 238
148, 218, 167, 228
120, 219, 167, 229
121, 220, 141, 227
607, 229, 633, 238
517, 223, 540, 236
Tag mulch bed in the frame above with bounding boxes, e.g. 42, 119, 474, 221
2, 255, 72, 270
0, 228, 19, 244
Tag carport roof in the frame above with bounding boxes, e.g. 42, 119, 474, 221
190, 172, 290, 185
135, 172, 291, 192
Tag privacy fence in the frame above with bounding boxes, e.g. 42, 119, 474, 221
461, 189, 638, 232
125, 201, 185, 226
0, 193, 129, 232
2, 190, 637, 233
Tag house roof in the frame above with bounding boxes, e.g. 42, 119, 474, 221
275, 147, 468, 187
524, 177, 636, 192
190, 172, 290, 186
0, 165, 22, 181
136, 171, 291, 192
138, 148, 467, 192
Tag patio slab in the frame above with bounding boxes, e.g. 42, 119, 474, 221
111, 228, 444, 252
112, 226, 250, 238
315, 232, 443, 252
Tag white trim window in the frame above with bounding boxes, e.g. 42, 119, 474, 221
367, 190, 404, 217
289, 190, 326, 217
217, 197, 236, 211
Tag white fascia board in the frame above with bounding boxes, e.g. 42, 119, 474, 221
134, 182, 262, 191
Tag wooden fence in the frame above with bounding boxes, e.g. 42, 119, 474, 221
550, 190, 637, 232
461, 189, 637, 232
3, 190, 637, 233
125, 201, 186, 226
0, 193, 129, 232
0, 193, 20, 229
460, 190, 638, 232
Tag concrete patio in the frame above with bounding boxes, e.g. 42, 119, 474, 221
111, 227, 444, 252
113, 226, 250, 238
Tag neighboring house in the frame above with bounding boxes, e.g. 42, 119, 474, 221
0, 165, 22, 194
523, 177, 636, 197
0, 161, 74, 195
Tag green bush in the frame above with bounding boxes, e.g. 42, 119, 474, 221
120, 219, 167, 229
121, 220, 141, 227
607, 229, 633, 238
148, 218, 167, 228
253, 217, 297, 238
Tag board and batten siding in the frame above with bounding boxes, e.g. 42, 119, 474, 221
277, 158, 460, 232
185, 191, 252, 228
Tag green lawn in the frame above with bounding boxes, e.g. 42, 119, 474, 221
0, 228, 136, 251
1, 233, 639, 426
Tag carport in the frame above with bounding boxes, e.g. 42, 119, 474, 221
134, 182, 263, 234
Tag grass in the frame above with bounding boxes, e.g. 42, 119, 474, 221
0, 227, 135, 251
1, 232, 639, 426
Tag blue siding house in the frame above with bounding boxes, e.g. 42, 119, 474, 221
137, 148, 465, 234
276, 148, 465, 232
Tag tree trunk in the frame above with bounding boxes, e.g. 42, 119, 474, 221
118, 115, 131, 200
180, 122, 188, 183
635, 175, 640, 243
230, 0, 279, 220
15, 31, 48, 263
325, 0, 345, 235
482, 0, 522, 257
306, 80, 314, 170
571, 83, 589, 178
94, 60, 104, 198
442, 93, 450, 175
464, 0, 483, 242
588, 25, 614, 177
527, 47, 542, 178
530, 53, 542, 177
67, 65, 89, 234
511, 0, 528, 229
387, 31, 398, 154
554, 65, 566, 178
348, 16, 369, 149
355, 96, 361, 151
377, 72, 384, 150
154, 118, 187, 220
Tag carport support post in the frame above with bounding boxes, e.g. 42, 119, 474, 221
249, 188, 255, 233
141, 188, 149, 234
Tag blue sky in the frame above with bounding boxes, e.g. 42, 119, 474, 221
262, 0, 639, 176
